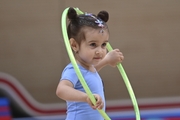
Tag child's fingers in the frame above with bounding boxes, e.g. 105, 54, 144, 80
94, 95, 104, 109
97, 102, 104, 110
86, 94, 104, 110
114, 49, 124, 60
114, 48, 120, 52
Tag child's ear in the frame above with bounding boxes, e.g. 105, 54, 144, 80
70, 38, 79, 53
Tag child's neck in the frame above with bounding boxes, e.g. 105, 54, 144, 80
76, 60, 96, 72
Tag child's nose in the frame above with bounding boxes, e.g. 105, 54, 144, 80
96, 47, 104, 54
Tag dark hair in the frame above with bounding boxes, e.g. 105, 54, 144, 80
67, 7, 109, 44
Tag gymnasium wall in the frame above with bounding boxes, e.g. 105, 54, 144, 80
0, 0, 180, 107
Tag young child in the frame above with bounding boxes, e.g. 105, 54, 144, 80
56, 7, 124, 120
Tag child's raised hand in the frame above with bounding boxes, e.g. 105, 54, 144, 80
105, 49, 124, 67
86, 94, 104, 110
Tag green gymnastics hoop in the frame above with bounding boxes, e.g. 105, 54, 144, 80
61, 7, 141, 120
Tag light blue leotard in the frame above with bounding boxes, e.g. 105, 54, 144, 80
60, 63, 105, 120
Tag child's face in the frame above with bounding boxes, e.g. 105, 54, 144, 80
77, 28, 109, 67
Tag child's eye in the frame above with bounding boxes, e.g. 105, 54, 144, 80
102, 43, 107, 47
90, 43, 96, 47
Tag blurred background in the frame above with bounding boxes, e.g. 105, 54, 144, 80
0, 0, 180, 120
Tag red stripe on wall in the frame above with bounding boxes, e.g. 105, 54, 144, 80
0, 78, 180, 115
0, 106, 10, 112
0, 116, 11, 120
0, 78, 66, 114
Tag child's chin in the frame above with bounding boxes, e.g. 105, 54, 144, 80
93, 61, 101, 65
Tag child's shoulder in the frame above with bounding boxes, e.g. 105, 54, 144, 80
64, 63, 73, 69
63, 63, 89, 73
64, 63, 83, 70
63, 63, 74, 72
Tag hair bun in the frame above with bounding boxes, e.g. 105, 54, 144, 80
97, 11, 109, 22
67, 7, 77, 20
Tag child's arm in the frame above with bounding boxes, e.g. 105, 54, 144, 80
56, 80, 87, 102
56, 80, 104, 109
95, 49, 124, 71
